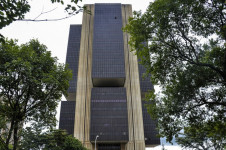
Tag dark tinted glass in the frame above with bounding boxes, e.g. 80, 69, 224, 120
138, 62, 154, 93
92, 4, 125, 80
142, 101, 160, 145
98, 144, 121, 150
90, 87, 128, 142
59, 101, 76, 135
66, 25, 82, 94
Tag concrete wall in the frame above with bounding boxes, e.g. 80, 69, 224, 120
74, 4, 94, 150
122, 4, 145, 150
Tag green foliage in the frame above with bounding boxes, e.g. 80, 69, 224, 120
0, 39, 72, 150
19, 128, 87, 150
124, 0, 226, 149
176, 120, 226, 149
63, 135, 86, 150
0, 0, 30, 29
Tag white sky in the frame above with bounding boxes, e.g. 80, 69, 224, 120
1, 0, 182, 149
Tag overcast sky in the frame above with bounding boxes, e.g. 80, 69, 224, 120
1, 0, 182, 149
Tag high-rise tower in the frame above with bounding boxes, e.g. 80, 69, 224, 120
59, 3, 160, 150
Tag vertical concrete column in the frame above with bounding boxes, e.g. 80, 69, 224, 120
84, 4, 94, 150
122, 4, 145, 150
74, 5, 94, 149
122, 5, 134, 150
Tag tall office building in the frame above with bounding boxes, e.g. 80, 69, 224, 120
59, 3, 160, 150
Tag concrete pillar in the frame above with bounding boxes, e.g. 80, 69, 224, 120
122, 4, 145, 150
74, 4, 94, 149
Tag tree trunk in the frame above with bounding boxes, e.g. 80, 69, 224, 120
13, 121, 19, 150
6, 118, 15, 147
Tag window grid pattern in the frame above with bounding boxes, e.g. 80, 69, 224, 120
90, 87, 128, 142
59, 101, 76, 135
92, 4, 125, 79
98, 144, 121, 150
142, 101, 160, 145
138, 62, 154, 93
66, 25, 82, 93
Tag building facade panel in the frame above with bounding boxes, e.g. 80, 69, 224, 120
59, 101, 76, 135
142, 101, 160, 146
138, 63, 154, 98
92, 4, 125, 86
90, 87, 128, 142
65, 25, 82, 100
98, 144, 121, 150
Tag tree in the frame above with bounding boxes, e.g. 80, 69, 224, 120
0, 39, 72, 150
0, 0, 84, 42
124, 0, 226, 149
19, 127, 87, 150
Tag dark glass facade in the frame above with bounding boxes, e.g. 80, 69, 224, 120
98, 144, 121, 150
65, 25, 82, 95
92, 4, 125, 87
139, 63, 154, 93
142, 101, 160, 145
90, 88, 128, 142
59, 101, 76, 135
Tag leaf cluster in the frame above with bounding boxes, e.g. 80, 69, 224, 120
19, 127, 87, 150
50, 0, 84, 15
0, 39, 72, 150
0, 0, 30, 29
124, 0, 226, 149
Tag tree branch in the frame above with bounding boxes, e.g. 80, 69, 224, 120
6, 118, 14, 147
183, 102, 206, 118
223, 49, 226, 82
33, 7, 58, 20
6, 85, 13, 109
13, 121, 19, 150
165, 25, 226, 82
189, 61, 226, 82
176, 21, 198, 61
16, 9, 83, 22
26, 86, 56, 116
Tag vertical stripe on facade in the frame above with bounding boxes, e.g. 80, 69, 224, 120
65, 25, 82, 101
